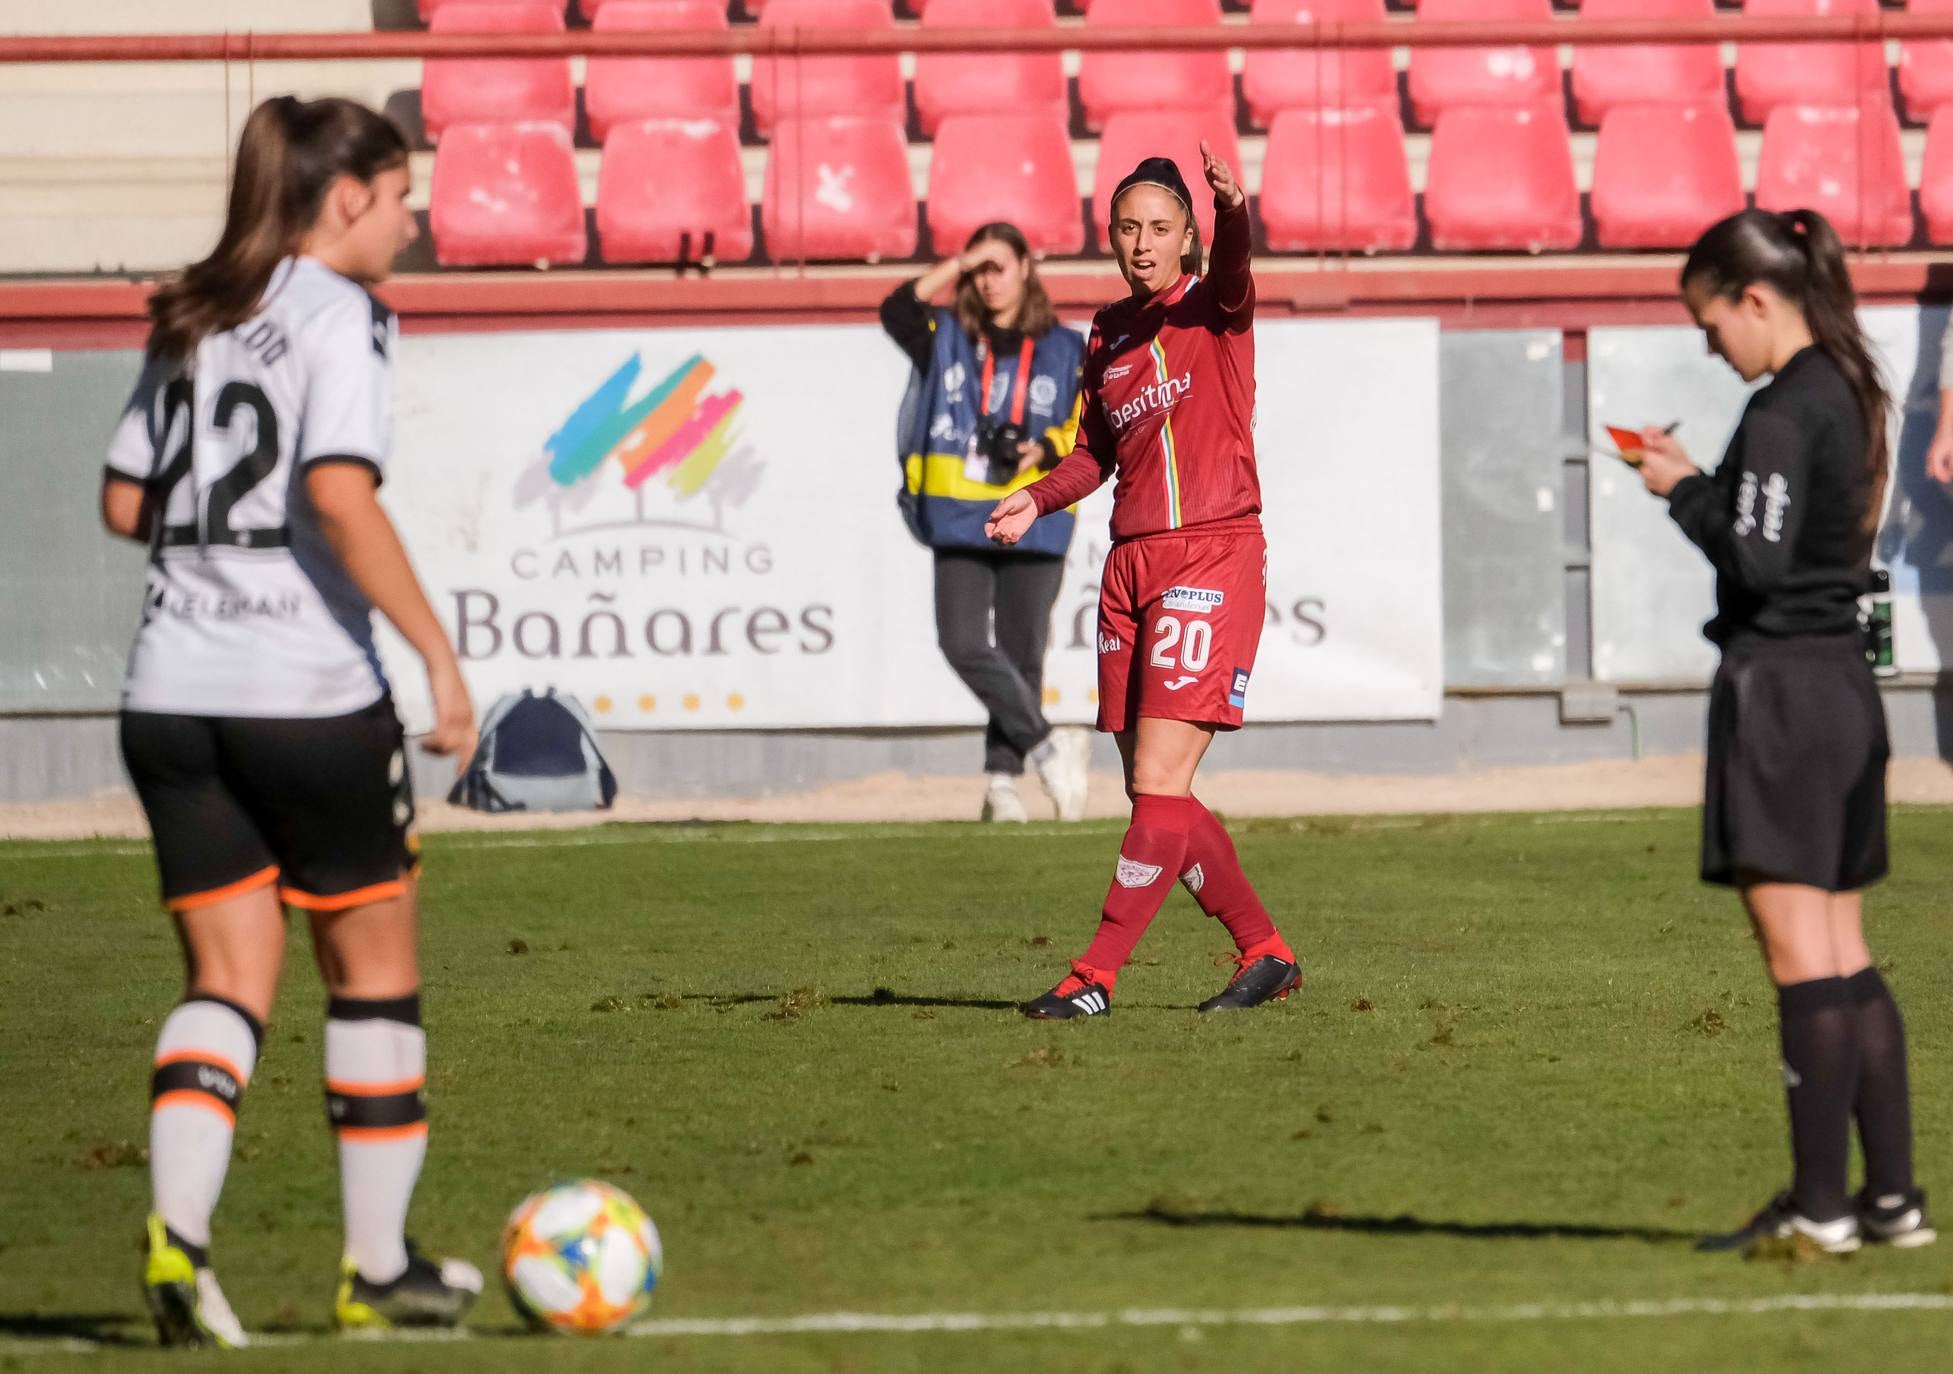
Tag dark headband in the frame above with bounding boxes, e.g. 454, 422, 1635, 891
1110, 157, 1193, 216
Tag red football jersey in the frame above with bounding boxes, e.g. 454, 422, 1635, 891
1027, 197, 1259, 540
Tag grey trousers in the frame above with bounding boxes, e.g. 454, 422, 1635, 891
932, 548, 1066, 775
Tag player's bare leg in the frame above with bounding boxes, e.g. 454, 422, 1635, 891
310, 880, 480, 1330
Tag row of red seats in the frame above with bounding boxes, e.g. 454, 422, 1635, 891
426, 101, 1942, 267
417, 0, 1917, 17
421, 0, 1953, 142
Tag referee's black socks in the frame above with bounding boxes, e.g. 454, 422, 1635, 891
1846, 967, 1916, 1202
1777, 977, 1858, 1221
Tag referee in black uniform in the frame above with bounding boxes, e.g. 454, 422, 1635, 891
1635, 208, 1932, 1254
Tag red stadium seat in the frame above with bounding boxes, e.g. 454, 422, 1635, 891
1090, 110, 1245, 243
1900, 0, 1953, 123
927, 114, 1084, 254
1755, 102, 1914, 246
1734, 0, 1883, 127
422, 0, 565, 19
1591, 104, 1744, 247
914, 0, 1067, 138
1260, 105, 1417, 251
763, 116, 918, 260
1424, 106, 1582, 250
1407, 0, 1560, 129
1242, 0, 1398, 129
1078, 0, 1232, 132
1922, 106, 1953, 240
1569, 0, 1723, 127
586, 1, 740, 142
750, 0, 906, 138
598, 119, 754, 263
430, 122, 588, 266
422, 3, 575, 143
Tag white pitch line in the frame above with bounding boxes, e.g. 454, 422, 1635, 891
4, 1292, 1950, 1357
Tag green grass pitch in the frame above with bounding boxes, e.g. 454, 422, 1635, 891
4, 808, 1953, 1372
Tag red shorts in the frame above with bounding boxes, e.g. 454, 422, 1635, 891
1095, 519, 1267, 734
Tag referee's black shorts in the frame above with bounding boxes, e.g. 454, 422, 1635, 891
120, 697, 418, 913
1702, 631, 1888, 892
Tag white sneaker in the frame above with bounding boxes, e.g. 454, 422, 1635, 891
1031, 727, 1091, 822
981, 775, 1030, 823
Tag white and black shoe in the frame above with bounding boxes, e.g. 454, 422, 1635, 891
1021, 974, 1112, 1020
1859, 1188, 1937, 1248
1696, 1191, 1862, 1254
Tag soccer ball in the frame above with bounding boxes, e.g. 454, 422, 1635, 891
501, 1180, 663, 1335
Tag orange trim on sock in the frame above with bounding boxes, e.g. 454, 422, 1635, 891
152, 1090, 235, 1126
278, 878, 406, 912
167, 865, 279, 912
333, 1121, 428, 1142
153, 1050, 251, 1088
325, 1077, 425, 1098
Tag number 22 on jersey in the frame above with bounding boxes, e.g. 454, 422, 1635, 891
146, 377, 288, 557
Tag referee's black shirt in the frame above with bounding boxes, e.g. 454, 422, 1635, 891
1667, 345, 1874, 646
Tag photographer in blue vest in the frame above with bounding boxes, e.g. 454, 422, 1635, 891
882, 222, 1091, 823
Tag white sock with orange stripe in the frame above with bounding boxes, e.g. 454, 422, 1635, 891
149, 996, 263, 1251
324, 993, 428, 1285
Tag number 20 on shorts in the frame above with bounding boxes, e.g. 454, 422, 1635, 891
1150, 616, 1212, 673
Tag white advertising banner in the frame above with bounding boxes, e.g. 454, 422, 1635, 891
1589, 307, 1946, 682
380, 318, 1442, 731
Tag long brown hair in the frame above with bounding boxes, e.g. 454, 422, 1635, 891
148, 96, 408, 363
1682, 208, 1890, 536
953, 222, 1057, 341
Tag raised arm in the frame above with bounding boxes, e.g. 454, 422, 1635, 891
1200, 140, 1253, 330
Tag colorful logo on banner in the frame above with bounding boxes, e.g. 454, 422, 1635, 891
520, 353, 762, 538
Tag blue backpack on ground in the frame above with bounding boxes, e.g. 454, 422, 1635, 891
448, 689, 618, 813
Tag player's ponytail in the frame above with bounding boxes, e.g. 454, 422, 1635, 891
1682, 208, 1890, 539
147, 96, 407, 364
1785, 209, 1890, 535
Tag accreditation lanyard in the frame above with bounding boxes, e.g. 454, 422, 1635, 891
978, 336, 1037, 430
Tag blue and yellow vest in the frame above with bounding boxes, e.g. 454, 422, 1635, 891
896, 309, 1085, 554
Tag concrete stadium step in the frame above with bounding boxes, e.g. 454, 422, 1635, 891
0, 0, 380, 34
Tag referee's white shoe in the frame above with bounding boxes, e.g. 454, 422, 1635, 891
1696, 1192, 1861, 1254
1860, 1188, 1937, 1248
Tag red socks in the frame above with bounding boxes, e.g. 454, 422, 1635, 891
1074, 794, 1287, 987
1181, 797, 1281, 956
1076, 794, 1194, 983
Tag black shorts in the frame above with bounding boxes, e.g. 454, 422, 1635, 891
120, 698, 417, 913
1702, 633, 1888, 892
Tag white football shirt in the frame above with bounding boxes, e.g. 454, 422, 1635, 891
107, 256, 397, 718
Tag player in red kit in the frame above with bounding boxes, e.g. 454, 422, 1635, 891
986, 145, 1299, 1018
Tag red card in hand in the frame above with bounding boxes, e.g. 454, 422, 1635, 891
1604, 425, 1646, 467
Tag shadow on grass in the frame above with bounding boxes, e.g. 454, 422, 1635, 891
832, 989, 1023, 1011
0, 1312, 149, 1346
676, 989, 1025, 1012
1106, 1202, 1696, 1245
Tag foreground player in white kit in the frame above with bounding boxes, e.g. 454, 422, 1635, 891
101, 96, 479, 1346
